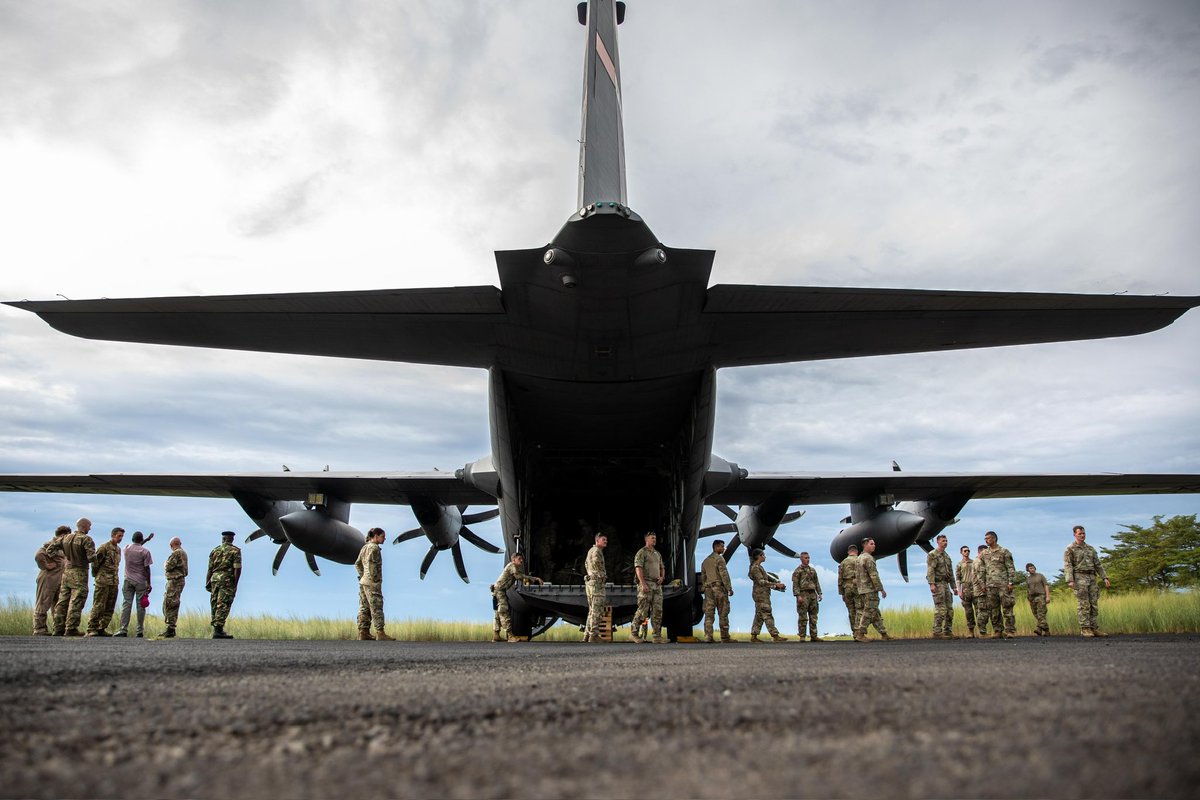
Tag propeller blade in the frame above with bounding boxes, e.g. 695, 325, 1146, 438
461, 527, 502, 554
723, 536, 742, 563
698, 522, 737, 538
451, 542, 470, 584
305, 552, 321, 576
462, 508, 501, 525
766, 537, 801, 558
897, 549, 910, 583
457, 504, 468, 513
713, 504, 738, 521
272, 542, 291, 576
419, 546, 439, 580
393, 528, 425, 545
916, 540, 934, 554
246, 529, 270, 543
781, 510, 806, 524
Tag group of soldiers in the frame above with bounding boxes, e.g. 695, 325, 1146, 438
32, 519, 244, 639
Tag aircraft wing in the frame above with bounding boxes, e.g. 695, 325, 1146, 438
0, 470, 493, 506
5, 286, 505, 367
703, 285, 1200, 367
706, 471, 1200, 506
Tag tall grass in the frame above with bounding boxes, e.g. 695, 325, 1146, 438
5, 591, 1197, 640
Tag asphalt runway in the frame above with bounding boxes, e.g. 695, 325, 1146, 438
1, 634, 1197, 799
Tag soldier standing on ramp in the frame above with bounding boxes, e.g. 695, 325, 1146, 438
700, 539, 735, 643
854, 538, 891, 642
956, 545, 977, 638
355, 527, 394, 641
983, 531, 1016, 639
491, 552, 543, 642
972, 544, 991, 637
837, 543, 860, 634
32, 525, 69, 636
1064, 525, 1110, 638
791, 551, 823, 642
206, 530, 241, 639
582, 533, 608, 643
631, 531, 666, 644
1024, 562, 1051, 637
926, 534, 958, 639
748, 549, 788, 643
53, 517, 96, 637
86, 527, 123, 636
162, 537, 188, 638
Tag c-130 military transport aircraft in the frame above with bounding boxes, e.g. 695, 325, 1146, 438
3, 1, 1199, 638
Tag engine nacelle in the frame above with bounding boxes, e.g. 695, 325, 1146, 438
232, 492, 305, 545
410, 496, 462, 550
896, 493, 972, 550
734, 494, 792, 551
278, 509, 364, 564
829, 509, 924, 563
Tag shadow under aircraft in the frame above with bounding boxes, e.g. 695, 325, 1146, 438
4, 1, 1199, 638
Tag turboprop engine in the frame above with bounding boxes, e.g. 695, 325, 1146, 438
236, 491, 364, 575
700, 495, 806, 562
392, 496, 501, 583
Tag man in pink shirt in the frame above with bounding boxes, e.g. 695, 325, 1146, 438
115, 531, 154, 638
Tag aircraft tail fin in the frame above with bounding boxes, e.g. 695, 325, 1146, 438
577, 0, 627, 208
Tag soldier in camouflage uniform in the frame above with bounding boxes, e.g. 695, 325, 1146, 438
700, 540, 735, 643
955, 545, 977, 637
491, 553, 542, 642
582, 533, 608, 642
1064, 525, 1110, 638
86, 527, 124, 636
33, 525, 69, 635
982, 531, 1016, 638
791, 551, 822, 642
926, 534, 958, 639
971, 544, 991, 637
631, 532, 666, 643
354, 527, 394, 641
1024, 562, 1051, 636
53, 518, 96, 637
205, 530, 241, 639
748, 549, 787, 642
162, 537, 189, 638
854, 538, 891, 642
837, 544, 860, 634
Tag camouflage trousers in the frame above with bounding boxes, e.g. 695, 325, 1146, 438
33, 570, 63, 634
632, 584, 663, 637
87, 581, 118, 633
492, 588, 511, 637
53, 567, 90, 634
842, 594, 860, 633
931, 582, 954, 635
960, 590, 976, 632
584, 580, 606, 639
750, 589, 779, 637
973, 592, 991, 634
1072, 574, 1101, 632
1028, 594, 1049, 635
855, 591, 888, 636
163, 578, 185, 628
795, 591, 819, 638
208, 573, 237, 629
357, 581, 385, 631
985, 584, 1016, 634
703, 584, 731, 639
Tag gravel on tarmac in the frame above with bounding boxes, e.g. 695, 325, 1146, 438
1, 634, 1198, 799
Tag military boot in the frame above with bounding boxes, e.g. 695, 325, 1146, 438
375, 630, 395, 641
749, 634, 763, 643
1092, 629, 1109, 638
853, 633, 870, 643
771, 633, 788, 642
1080, 628, 1095, 637
492, 632, 503, 642
630, 633, 645, 644
357, 628, 375, 641
651, 634, 665, 644
702, 635, 715, 643
810, 636, 823, 642
879, 632, 894, 641
163, 627, 176, 639
65, 629, 85, 637
506, 635, 522, 643
720, 635, 738, 643
212, 626, 234, 639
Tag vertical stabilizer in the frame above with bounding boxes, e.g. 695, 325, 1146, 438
577, 0, 627, 208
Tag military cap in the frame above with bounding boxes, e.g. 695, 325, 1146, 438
220, 530, 236, 538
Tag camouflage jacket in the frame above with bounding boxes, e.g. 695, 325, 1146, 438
984, 545, 1016, 587
1063, 542, 1107, 583
925, 550, 955, 588
61, 531, 96, 569
855, 553, 884, 595
700, 553, 732, 592
584, 545, 606, 584
971, 554, 989, 595
208, 543, 242, 576
837, 558, 858, 598
355, 541, 382, 584
35, 536, 66, 574
165, 549, 189, 581
634, 545, 664, 585
493, 561, 529, 593
956, 559, 975, 596
791, 564, 821, 595
92, 541, 122, 585
748, 563, 776, 594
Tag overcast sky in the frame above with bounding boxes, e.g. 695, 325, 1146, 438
1, 1, 1197, 635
